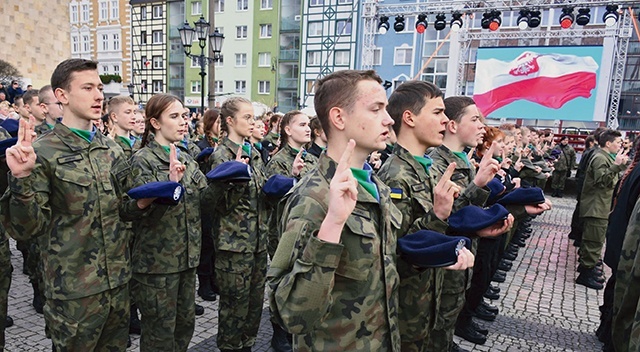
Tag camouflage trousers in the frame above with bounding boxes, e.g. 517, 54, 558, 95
45, 283, 129, 352
215, 250, 267, 350
426, 267, 468, 352
132, 268, 196, 352
551, 170, 568, 191
579, 217, 608, 268
0, 236, 12, 351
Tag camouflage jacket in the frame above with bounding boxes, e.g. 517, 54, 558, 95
552, 144, 576, 172
34, 121, 53, 137
580, 148, 627, 219
209, 137, 268, 253
377, 144, 449, 342
266, 143, 319, 179
122, 139, 218, 274
0, 129, 11, 274
268, 154, 403, 352
114, 134, 141, 159
0, 123, 132, 300
429, 145, 490, 295
612, 196, 640, 352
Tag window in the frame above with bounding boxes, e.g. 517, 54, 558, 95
337, 0, 352, 4
307, 51, 321, 66
334, 50, 350, 66
141, 80, 148, 93
373, 48, 382, 66
235, 53, 247, 67
152, 56, 163, 69
81, 4, 89, 22
191, 1, 202, 15
141, 31, 147, 44
113, 65, 120, 75
258, 52, 271, 67
71, 35, 79, 53
394, 47, 413, 65
259, 24, 272, 38
70, 4, 78, 23
82, 35, 90, 52
152, 80, 163, 93
191, 56, 200, 68
261, 0, 272, 9
336, 20, 352, 35
236, 0, 248, 11
214, 0, 224, 12
235, 80, 246, 93
258, 81, 270, 94
191, 80, 201, 93
101, 65, 108, 74
141, 56, 148, 69
113, 33, 120, 51
236, 26, 248, 39
152, 30, 163, 44
305, 80, 316, 94
99, 2, 108, 20
310, 0, 323, 6
101, 34, 109, 51
140, 6, 147, 20
308, 22, 322, 36
215, 57, 224, 67
152, 5, 162, 18
421, 59, 448, 91
215, 81, 223, 93
110, 0, 119, 19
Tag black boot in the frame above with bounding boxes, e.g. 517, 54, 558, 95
32, 281, 44, 314
195, 303, 204, 316
480, 301, 499, 314
450, 342, 470, 352
5, 315, 13, 328
576, 268, 604, 290
270, 321, 293, 352
483, 289, 500, 300
455, 322, 487, 344
492, 270, 507, 283
474, 304, 497, 321
129, 303, 141, 335
197, 275, 217, 301
470, 319, 488, 335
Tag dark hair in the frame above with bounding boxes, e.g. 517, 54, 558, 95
23, 89, 39, 106
387, 80, 443, 135
142, 93, 183, 147
584, 135, 595, 149
38, 85, 53, 104
268, 113, 280, 130
51, 59, 99, 92
279, 110, 304, 147
219, 97, 252, 134
13, 95, 23, 106
310, 116, 323, 140
559, 135, 569, 142
443, 96, 476, 124
202, 108, 220, 135
314, 70, 382, 139
598, 129, 622, 148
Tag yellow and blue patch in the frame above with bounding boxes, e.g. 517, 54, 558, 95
390, 187, 403, 200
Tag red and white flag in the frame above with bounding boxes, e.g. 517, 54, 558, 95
473, 51, 599, 115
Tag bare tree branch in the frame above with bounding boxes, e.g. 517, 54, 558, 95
0, 60, 20, 84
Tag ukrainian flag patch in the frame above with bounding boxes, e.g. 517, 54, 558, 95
390, 188, 403, 199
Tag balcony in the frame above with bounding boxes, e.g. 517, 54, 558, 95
279, 49, 299, 61
169, 52, 184, 63
281, 17, 301, 32
278, 78, 298, 90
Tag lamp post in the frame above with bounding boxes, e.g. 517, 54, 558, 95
127, 83, 134, 100
178, 16, 224, 115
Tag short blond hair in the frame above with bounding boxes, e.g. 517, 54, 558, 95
107, 95, 135, 115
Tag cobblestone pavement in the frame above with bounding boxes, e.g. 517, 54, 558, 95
4, 195, 606, 351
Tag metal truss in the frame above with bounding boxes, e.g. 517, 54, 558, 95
608, 9, 632, 128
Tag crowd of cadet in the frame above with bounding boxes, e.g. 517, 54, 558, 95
0, 58, 638, 352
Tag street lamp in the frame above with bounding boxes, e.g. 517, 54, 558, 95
127, 83, 134, 100
178, 16, 224, 115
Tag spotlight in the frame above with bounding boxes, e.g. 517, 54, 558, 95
415, 14, 428, 33
529, 10, 541, 28
576, 8, 590, 26
450, 12, 463, 31
378, 15, 390, 34
434, 13, 446, 31
517, 9, 530, 29
559, 7, 574, 29
603, 5, 619, 27
481, 12, 492, 29
394, 15, 406, 32
489, 10, 501, 31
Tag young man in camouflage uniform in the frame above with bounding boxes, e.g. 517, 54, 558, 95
36, 85, 62, 136
268, 71, 474, 351
379, 83, 511, 352
550, 136, 576, 197
108, 95, 140, 158
0, 59, 134, 351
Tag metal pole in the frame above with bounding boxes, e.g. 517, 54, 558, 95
200, 53, 206, 115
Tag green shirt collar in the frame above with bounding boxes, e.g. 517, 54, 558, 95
118, 135, 135, 148
452, 151, 471, 167
413, 155, 433, 173
68, 126, 97, 143
350, 163, 379, 201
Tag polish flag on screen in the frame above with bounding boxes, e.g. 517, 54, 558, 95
473, 51, 599, 115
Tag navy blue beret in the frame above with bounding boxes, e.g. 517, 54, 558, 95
448, 204, 510, 233
206, 160, 252, 182
0, 137, 17, 156
1, 119, 19, 137
127, 181, 184, 205
486, 178, 506, 204
196, 147, 215, 162
263, 174, 295, 198
496, 187, 545, 206
398, 230, 472, 268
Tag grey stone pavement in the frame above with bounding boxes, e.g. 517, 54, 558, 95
4, 194, 606, 351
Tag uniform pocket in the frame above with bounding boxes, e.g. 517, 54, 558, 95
53, 166, 92, 215
336, 214, 376, 281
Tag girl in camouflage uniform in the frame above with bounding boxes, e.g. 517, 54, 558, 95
127, 94, 219, 352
